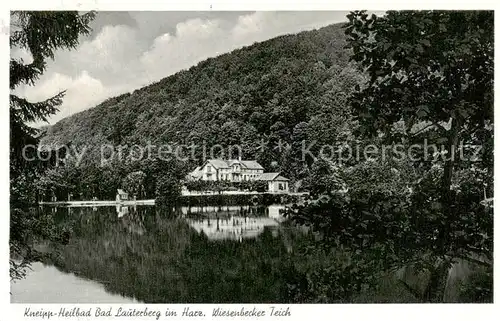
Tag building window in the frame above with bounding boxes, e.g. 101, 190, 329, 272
207, 165, 212, 172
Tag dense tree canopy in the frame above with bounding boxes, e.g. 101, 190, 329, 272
346, 10, 493, 193
286, 10, 493, 302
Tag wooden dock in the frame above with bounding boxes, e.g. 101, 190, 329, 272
39, 200, 155, 207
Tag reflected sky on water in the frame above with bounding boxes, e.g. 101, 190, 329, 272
11, 262, 140, 303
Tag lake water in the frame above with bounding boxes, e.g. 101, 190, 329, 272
11, 204, 314, 303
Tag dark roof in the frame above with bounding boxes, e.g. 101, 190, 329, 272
207, 159, 230, 169
240, 160, 264, 170
257, 173, 290, 181
203, 159, 264, 170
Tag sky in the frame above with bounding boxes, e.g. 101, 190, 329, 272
12, 11, 354, 125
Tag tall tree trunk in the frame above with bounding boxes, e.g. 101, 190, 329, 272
428, 117, 461, 302
423, 260, 450, 302
441, 117, 460, 199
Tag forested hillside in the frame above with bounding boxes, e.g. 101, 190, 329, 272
40, 23, 362, 191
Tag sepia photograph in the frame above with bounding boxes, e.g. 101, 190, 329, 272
8, 9, 493, 306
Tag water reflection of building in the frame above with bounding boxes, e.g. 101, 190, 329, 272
267, 205, 286, 222
116, 205, 145, 235
116, 205, 129, 218
180, 205, 284, 217
187, 216, 279, 241
113, 204, 286, 240
183, 205, 285, 241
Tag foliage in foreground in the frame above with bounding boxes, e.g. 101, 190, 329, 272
287, 160, 492, 302
286, 10, 493, 302
10, 11, 95, 281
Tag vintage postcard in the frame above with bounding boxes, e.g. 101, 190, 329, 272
4, 3, 495, 320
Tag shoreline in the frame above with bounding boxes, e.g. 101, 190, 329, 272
38, 192, 309, 207
39, 200, 156, 207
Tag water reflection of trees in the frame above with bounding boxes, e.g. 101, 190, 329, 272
45, 206, 318, 303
